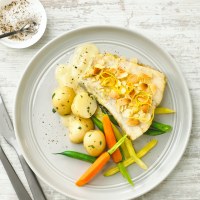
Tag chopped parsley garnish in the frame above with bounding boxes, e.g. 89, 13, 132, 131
100, 141, 102, 145
88, 145, 95, 149
78, 126, 82, 130
52, 108, 56, 113
52, 93, 55, 99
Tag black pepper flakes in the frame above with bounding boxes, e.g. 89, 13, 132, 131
0, 0, 41, 41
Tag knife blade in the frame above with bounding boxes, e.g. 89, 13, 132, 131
0, 96, 15, 145
0, 145, 32, 200
0, 94, 46, 200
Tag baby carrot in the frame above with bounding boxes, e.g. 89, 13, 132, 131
76, 152, 110, 186
76, 135, 127, 187
102, 115, 122, 163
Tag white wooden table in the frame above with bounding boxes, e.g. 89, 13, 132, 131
0, 0, 200, 199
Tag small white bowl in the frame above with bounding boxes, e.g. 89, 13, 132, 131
0, 0, 47, 49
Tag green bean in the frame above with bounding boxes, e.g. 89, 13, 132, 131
117, 162, 134, 186
151, 121, 172, 132
145, 129, 165, 136
54, 150, 96, 163
91, 116, 104, 132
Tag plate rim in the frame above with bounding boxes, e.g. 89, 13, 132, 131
14, 25, 193, 199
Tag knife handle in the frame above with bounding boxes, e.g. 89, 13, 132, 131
19, 155, 47, 200
0, 146, 32, 200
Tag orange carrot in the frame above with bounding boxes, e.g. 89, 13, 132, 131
76, 135, 127, 186
76, 152, 110, 186
102, 115, 122, 163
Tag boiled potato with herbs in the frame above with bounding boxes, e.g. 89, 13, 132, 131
83, 130, 106, 157
55, 64, 75, 88
52, 86, 75, 115
71, 92, 97, 118
68, 116, 94, 143
60, 114, 74, 127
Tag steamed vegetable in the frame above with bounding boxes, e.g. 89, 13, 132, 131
68, 116, 94, 143
151, 121, 172, 132
102, 115, 122, 163
145, 129, 165, 136
111, 124, 129, 159
76, 135, 127, 186
93, 115, 133, 184
52, 86, 75, 115
83, 130, 106, 157
124, 137, 147, 170
155, 107, 175, 114
71, 92, 97, 118
112, 125, 133, 186
91, 116, 104, 132
117, 162, 134, 186
76, 152, 110, 187
55, 150, 96, 163
104, 139, 158, 176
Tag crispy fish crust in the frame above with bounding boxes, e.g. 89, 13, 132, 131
80, 53, 166, 140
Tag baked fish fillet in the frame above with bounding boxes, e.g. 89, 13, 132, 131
80, 52, 166, 140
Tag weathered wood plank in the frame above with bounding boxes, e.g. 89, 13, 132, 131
0, 0, 200, 199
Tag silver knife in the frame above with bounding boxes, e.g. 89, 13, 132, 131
0, 145, 32, 200
0, 94, 46, 200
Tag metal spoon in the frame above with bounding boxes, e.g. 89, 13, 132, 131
0, 21, 38, 39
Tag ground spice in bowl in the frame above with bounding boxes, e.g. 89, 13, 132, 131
0, 0, 41, 41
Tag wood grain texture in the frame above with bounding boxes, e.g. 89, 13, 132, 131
0, 0, 200, 199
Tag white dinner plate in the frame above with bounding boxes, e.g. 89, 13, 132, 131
14, 26, 192, 200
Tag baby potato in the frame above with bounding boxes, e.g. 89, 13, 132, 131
55, 64, 74, 88
71, 92, 97, 118
52, 86, 75, 115
83, 130, 106, 157
60, 114, 74, 127
68, 116, 94, 143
